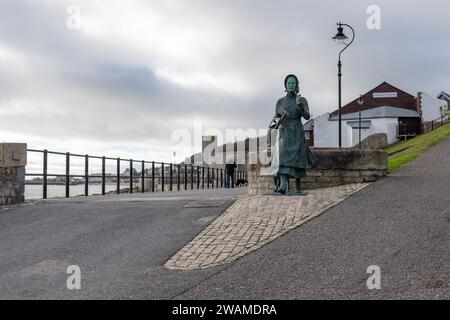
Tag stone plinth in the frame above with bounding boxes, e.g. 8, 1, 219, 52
248, 148, 388, 195
0, 143, 27, 205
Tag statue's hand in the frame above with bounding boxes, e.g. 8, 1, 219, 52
296, 96, 305, 106
296, 96, 310, 115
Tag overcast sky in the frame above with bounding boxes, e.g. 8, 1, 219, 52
1, 0, 449, 163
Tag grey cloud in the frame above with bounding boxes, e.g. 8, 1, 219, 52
1, 0, 450, 160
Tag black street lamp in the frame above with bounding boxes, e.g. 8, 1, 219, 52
332, 22, 355, 148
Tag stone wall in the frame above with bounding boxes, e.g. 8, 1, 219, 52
248, 148, 388, 195
0, 143, 27, 205
0, 167, 26, 204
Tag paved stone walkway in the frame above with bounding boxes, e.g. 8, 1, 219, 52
164, 183, 370, 270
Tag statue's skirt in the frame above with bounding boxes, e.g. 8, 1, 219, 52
270, 120, 318, 179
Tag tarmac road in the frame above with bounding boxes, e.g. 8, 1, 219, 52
178, 138, 450, 299
0, 136, 449, 299
0, 188, 245, 299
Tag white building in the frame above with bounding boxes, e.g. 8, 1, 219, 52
314, 106, 421, 147
418, 91, 448, 122
313, 82, 446, 148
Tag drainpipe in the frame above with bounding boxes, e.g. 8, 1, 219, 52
417, 92, 424, 134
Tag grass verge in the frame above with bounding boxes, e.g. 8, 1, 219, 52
384, 121, 450, 173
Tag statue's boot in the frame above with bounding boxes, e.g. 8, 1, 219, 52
273, 175, 280, 192
295, 178, 301, 192
295, 178, 308, 195
279, 174, 288, 194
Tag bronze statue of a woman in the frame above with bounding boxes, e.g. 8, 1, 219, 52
268, 74, 318, 195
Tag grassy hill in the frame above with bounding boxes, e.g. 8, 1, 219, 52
384, 121, 450, 173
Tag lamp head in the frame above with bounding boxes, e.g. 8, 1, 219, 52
357, 95, 364, 106
332, 22, 348, 44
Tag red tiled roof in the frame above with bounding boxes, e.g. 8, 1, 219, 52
329, 82, 416, 118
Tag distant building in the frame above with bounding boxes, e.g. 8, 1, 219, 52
303, 119, 314, 147
437, 91, 450, 105
437, 92, 450, 118
184, 136, 262, 171
313, 81, 446, 148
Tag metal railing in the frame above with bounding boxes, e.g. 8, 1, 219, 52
26, 149, 247, 199
422, 116, 450, 133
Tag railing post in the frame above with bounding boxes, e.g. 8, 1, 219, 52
211, 168, 214, 189
169, 163, 173, 191
43, 149, 48, 199
197, 166, 200, 189
130, 159, 133, 194
161, 162, 165, 192
184, 164, 187, 190
85, 155, 89, 196
207, 167, 210, 189
220, 169, 223, 188
102, 156, 106, 195
202, 167, 205, 189
191, 165, 194, 190
65, 152, 70, 198
151, 161, 155, 192
141, 160, 145, 193
177, 164, 181, 191
117, 158, 121, 194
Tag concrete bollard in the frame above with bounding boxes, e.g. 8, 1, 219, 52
0, 143, 27, 205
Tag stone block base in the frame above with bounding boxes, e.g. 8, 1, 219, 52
248, 148, 388, 196
0, 167, 25, 205
248, 168, 385, 195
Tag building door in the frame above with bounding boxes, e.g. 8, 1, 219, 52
398, 117, 421, 137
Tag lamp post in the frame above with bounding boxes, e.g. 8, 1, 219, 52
332, 22, 355, 148
357, 95, 364, 149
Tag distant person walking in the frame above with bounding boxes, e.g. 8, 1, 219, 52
225, 162, 237, 188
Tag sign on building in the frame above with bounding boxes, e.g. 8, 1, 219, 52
373, 92, 398, 98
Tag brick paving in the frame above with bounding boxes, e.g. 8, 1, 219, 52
164, 183, 370, 270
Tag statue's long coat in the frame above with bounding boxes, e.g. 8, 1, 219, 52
270, 94, 318, 178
